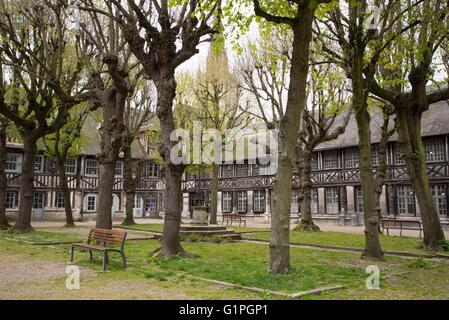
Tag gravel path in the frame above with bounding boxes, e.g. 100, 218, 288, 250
0, 255, 97, 287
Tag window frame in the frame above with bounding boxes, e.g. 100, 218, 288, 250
253, 190, 266, 213
322, 150, 339, 170
325, 187, 339, 215
64, 158, 77, 175
85, 159, 98, 177
86, 195, 97, 212
6, 153, 22, 173
222, 191, 232, 213
5, 191, 17, 209
237, 191, 248, 213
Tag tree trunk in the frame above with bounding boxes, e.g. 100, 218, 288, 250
395, 108, 445, 250
294, 151, 320, 232
12, 135, 37, 233
356, 106, 384, 260
95, 56, 127, 230
0, 118, 9, 229
57, 160, 75, 227
210, 163, 219, 225
149, 74, 194, 259
122, 143, 137, 226
97, 161, 116, 229
269, 8, 315, 274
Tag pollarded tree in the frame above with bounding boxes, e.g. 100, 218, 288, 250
242, 0, 334, 274
99, 0, 220, 258
43, 104, 89, 227
367, 0, 449, 250
239, 29, 351, 232
59, 0, 144, 229
0, 116, 10, 229
295, 62, 351, 232
317, 0, 420, 260
0, 0, 91, 233
192, 44, 250, 225
122, 81, 156, 226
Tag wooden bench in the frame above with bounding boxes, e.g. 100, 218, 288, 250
70, 228, 127, 272
221, 213, 246, 227
381, 218, 423, 238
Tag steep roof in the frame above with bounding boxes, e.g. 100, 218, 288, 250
315, 99, 449, 151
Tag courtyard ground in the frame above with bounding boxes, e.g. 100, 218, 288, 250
1, 219, 448, 300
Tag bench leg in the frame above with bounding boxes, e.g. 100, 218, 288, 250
103, 252, 108, 272
120, 251, 127, 269
70, 246, 74, 263
89, 250, 93, 261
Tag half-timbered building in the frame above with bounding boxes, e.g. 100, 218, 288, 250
182, 99, 449, 227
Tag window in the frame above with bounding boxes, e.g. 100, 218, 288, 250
254, 190, 266, 213
344, 147, 359, 168
311, 152, 319, 171
291, 189, 299, 213
64, 158, 77, 174
237, 191, 247, 212
222, 165, 233, 178
86, 195, 97, 212
237, 164, 249, 177
424, 137, 445, 163
311, 189, 318, 213
325, 187, 339, 214
431, 185, 447, 216
252, 163, 268, 175
355, 186, 364, 213
186, 173, 195, 181
143, 163, 159, 178
371, 144, 379, 166
222, 192, 232, 212
397, 186, 416, 216
115, 161, 123, 177
199, 171, 210, 179
34, 156, 44, 173
6, 153, 22, 172
147, 194, 157, 212
85, 159, 98, 176
323, 150, 338, 169
394, 143, 405, 165
55, 192, 65, 208
5, 191, 17, 209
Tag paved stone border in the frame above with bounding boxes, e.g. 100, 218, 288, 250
241, 238, 449, 260
113, 226, 162, 234
190, 275, 343, 299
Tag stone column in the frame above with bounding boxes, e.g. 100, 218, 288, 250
232, 191, 238, 214
318, 188, 325, 214
415, 194, 421, 217
181, 193, 189, 218
346, 186, 355, 213
217, 191, 222, 214
247, 190, 254, 214
264, 189, 271, 223
380, 185, 387, 216
387, 185, 397, 217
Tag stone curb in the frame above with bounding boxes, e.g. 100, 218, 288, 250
241, 238, 449, 260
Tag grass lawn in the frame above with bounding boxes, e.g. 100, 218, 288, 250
114, 223, 270, 234
1, 228, 449, 300
245, 230, 447, 255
